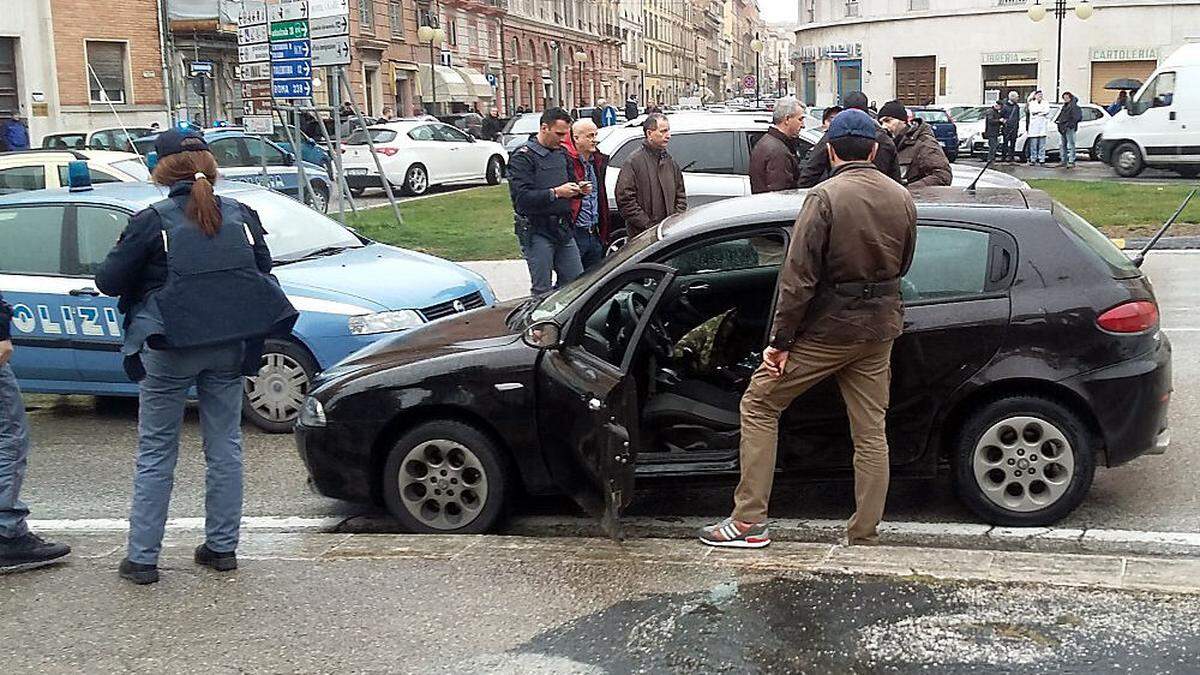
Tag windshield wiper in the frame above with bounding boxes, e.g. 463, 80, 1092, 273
275, 244, 361, 265
506, 296, 542, 328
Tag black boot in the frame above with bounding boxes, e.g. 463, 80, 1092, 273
194, 543, 237, 572
118, 558, 159, 585
0, 532, 71, 573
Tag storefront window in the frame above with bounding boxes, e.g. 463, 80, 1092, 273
981, 63, 1038, 103
836, 60, 862, 101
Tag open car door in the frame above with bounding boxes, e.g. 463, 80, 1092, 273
536, 265, 675, 539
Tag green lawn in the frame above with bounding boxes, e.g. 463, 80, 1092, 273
346, 180, 1200, 262
346, 185, 518, 261
1028, 179, 1200, 238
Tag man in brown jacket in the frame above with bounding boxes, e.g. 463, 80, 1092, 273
614, 113, 687, 238
749, 97, 806, 194
700, 109, 917, 550
877, 100, 952, 189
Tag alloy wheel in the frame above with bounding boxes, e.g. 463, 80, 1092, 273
244, 352, 309, 424
407, 166, 428, 194
972, 416, 1075, 513
397, 439, 489, 530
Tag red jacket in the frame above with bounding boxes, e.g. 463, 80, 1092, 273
563, 136, 612, 242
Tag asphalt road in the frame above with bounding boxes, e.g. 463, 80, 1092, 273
16, 253, 1200, 534
955, 156, 1190, 183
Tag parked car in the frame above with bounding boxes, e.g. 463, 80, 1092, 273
597, 113, 1028, 249
948, 105, 991, 158
0, 179, 495, 432
134, 129, 334, 212
340, 120, 508, 197
41, 127, 155, 154
500, 112, 542, 154
969, 103, 1109, 161
1100, 43, 1200, 178
260, 124, 332, 174
909, 106, 960, 161
296, 187, 1170, 534
0, 149, 149, 195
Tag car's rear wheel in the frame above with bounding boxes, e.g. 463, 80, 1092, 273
403, 164, 429, 196
1113, 142, 1145, 177
1090, 136, 1103, 162
306, 180, 329, 213
242, 338, 316, 434
953, 396, 1095, 527
383, 421, 510, 534
485, 155, 504, 185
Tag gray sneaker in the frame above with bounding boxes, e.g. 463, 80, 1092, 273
698, 517, 771, 549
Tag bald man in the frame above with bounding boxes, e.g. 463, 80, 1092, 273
566, 118, 611, 269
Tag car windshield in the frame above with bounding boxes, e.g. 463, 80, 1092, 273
44, 134, 86, 150
913, 109, 951, 123
1053, 202, 1140, 278
111, 159, 151, 181
503, 114, 540, 135
232, 189, 364, 261
527, 232, 658, 324
346, 128, 398, 145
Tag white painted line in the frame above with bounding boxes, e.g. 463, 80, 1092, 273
28, 515, 345, 533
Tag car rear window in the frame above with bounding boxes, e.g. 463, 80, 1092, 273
913, 109, 951, 123
1053, 202, 1140, 278
503, 114, 540, 135
346, 128, 397, 145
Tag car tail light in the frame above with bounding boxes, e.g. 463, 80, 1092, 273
374, 147, 398, 156
1096, 301, 1159, 333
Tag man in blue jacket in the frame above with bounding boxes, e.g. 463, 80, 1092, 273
0, 293, 71, 572
1, 116, 30, 151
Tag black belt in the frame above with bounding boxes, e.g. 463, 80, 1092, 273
833, 278, 901, 300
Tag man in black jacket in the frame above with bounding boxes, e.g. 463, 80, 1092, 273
0, 292, 71, 572
1057, 92, 1083, 168
983, 100, 1005, 164
1000, 91, 1021, 163
798, 91, 901, 187
625, 95, 639, 121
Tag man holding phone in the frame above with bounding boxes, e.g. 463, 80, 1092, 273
566, 118, 611, 270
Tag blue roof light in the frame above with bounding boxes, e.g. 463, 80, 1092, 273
66, 160, 92, 192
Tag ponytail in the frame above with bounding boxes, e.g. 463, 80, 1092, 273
151, 150, 223, 236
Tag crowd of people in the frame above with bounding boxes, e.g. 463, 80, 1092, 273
983, 89, 1084, 168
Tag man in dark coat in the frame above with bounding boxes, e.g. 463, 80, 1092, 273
798, 91, 901, 187
625, 95, 639, 121
877, 100, 952, 189
983, 100, 1005, 164
1000, 91, 1022, 163
1057, 92, 1083, 168
614, 113, 686, 238
749, 97, 806, 193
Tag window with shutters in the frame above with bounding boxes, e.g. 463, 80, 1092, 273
86, 41, 127, 104
389, 1, 403, 38
360, 0, 375, 33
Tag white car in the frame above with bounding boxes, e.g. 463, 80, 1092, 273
969, 103, 1110, 161
0, 149, 150, 196
340, 121, 508, 197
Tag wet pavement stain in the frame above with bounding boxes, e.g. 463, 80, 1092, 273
495, 574, 1200, 674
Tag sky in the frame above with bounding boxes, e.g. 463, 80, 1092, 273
760, 0, 799, 25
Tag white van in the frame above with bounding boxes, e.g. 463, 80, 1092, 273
1100, 43, 1200, 178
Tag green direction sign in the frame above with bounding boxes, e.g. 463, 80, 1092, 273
269, 20, 308, 42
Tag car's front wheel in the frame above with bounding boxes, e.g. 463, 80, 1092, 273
953, 396, 1095, 527
403, 163, 429, 196
383, 421, 510, 534
1113, 142, 1145, 177
242, 338, 317, 433
485, 155, 505, 185
306, 180, 329, 213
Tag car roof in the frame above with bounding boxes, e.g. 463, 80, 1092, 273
659, 187, 1051, 239
0, 179, 269, 210
0, 149, 141, 162
604, 111, 774, 136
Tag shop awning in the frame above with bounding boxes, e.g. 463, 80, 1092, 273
416, 64, 472, 103
454, 67, 495, 99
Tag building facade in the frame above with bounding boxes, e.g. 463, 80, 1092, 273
618, 0, 644, 103
504, 0, 621, 111
793, 0, 1200, 108
1, 0, 170, 144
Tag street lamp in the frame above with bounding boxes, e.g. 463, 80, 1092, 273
750, 36, 763, 105
638, 59, 646, 107
574, 50, 588, 109
673, 65, 681, 104
1028, 0, 1092, 99
417, 25, 447, 112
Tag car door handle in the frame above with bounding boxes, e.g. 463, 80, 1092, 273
1170, 112, 1177, 121
69, 287, 100, 297
684, 281, 710, 293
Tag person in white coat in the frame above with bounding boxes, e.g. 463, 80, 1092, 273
1026, 91, 1051, 166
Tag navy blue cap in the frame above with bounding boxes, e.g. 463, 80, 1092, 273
154, 125, 209, 159
826, 109, 877, 141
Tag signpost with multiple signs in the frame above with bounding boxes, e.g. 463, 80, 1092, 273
238, 3, 274, 133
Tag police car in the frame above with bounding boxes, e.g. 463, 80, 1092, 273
0, 170, 495, 432
133, 129, 334, 213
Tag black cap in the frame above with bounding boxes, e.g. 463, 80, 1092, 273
843, 91, 869, 112
154, 126, 209, 160
877, 100, 909, 122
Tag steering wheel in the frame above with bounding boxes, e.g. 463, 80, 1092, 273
615, 293, 673, 360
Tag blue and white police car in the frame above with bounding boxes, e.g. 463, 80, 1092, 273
0, 173, 494, 431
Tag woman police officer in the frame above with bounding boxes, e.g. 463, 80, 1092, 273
96, 127, 297, 585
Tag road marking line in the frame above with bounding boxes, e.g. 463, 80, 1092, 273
28, 515, 345, 532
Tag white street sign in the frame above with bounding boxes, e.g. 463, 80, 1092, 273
269, 0, 307, 22
238, 62, 271, 81
237, 24, 268, 45
238, 6, 267, 27
309, 14, 350, 39
238, 43, 270, 64
311, 36, 351, 66
244, 115, 275, 135
308, 0, 348, 19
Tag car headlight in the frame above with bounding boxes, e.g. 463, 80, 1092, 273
347, 309, 425, 335
300, 396, 326, 427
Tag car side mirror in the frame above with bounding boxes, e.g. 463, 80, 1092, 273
522, 321, 562, 350
284, 152, 296, 164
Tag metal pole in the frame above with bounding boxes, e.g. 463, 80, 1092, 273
340, 66, 404, 225
331, 66, 345, 222
282, 107, 312, 209
1055, 0, 1065, 100
429, 40, 437, 114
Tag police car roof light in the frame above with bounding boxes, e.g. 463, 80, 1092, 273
67, 160, 93, 192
